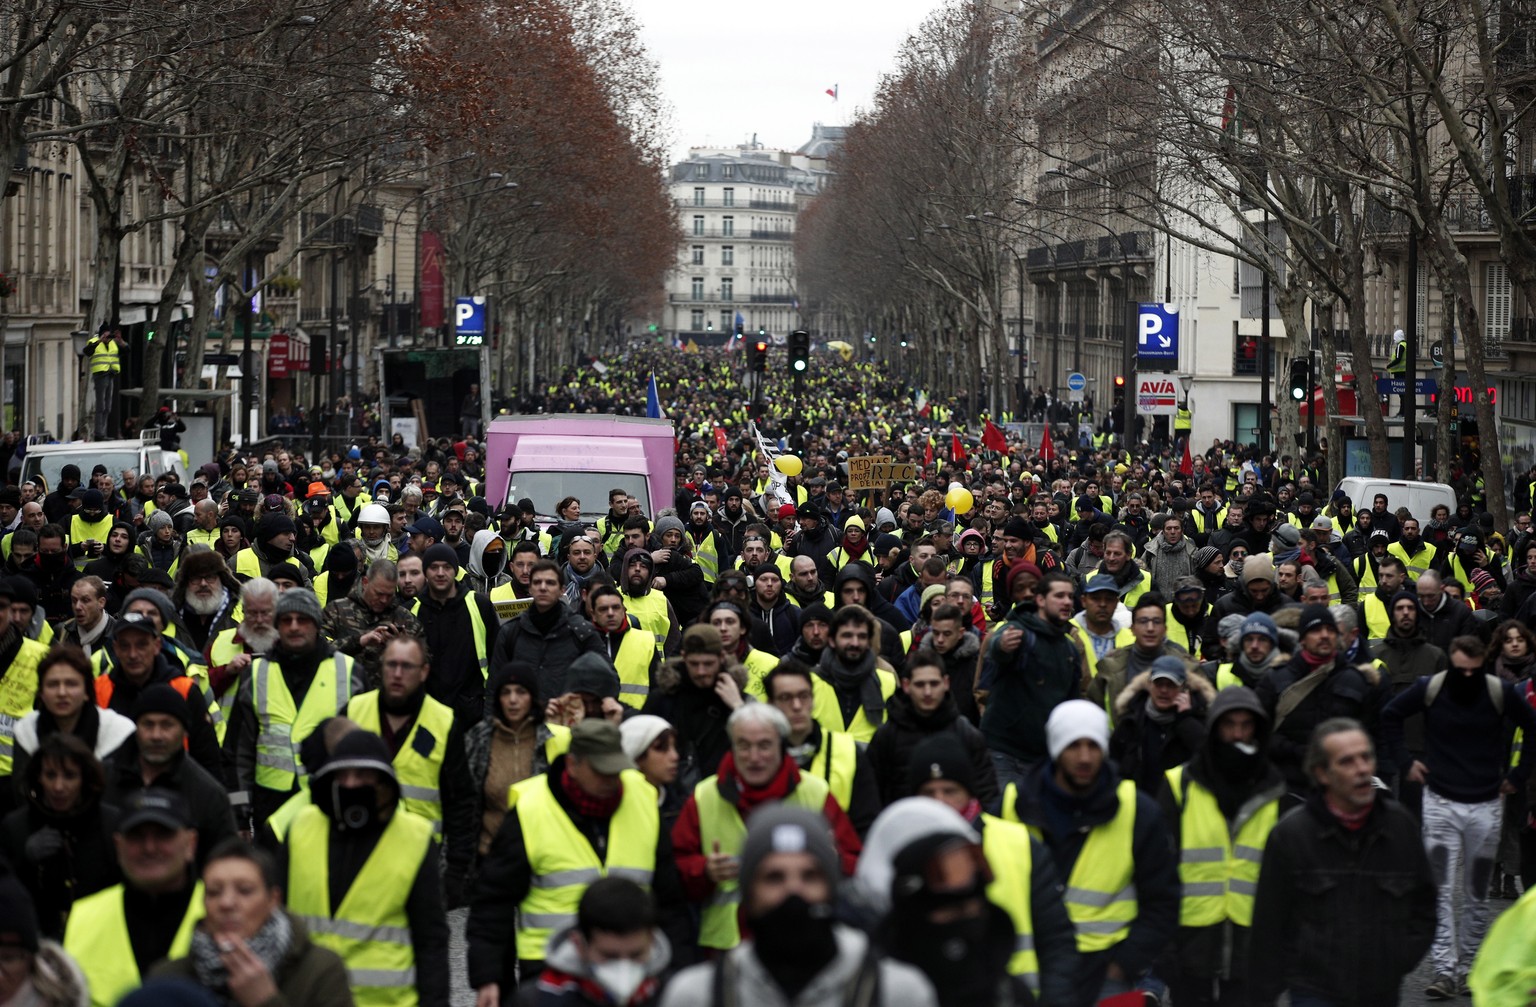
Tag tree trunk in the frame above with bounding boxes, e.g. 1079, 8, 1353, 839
1317, 297, 1345, 488
1334, 184, 1392, 475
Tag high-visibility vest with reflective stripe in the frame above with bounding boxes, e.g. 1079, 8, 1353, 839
208, 627, 250, 710
1387, 541, 1435, 580
1165, 765, 1277, 927
623, 590, 671, 655
695, 772, 830, 949
1354, 554, 1378, 591
811, 667, 896, 743
185, 526, 219, 550
0, 638, 46, 777
692, 531, 720, 584
1006, 778, 1139, 952
288, 804, 433, 1006
69, 514, 114, 569
613, 628, 656, 708
807, 730, 858, 811
981, 814, 1039, 986
347, 689, 456, 831
1362, 594, 1390, 650
1174, 407, 1192, 432
464, 592, 490, 680
65, 882, 203, 1007
1095, 566, 1153, 608
87, 337, 120, 375
512, 768, 659, 960
253, 652, 354, 791
234, 547, 264, 580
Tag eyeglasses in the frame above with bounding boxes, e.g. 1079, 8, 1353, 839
1133, 617, 1165, 627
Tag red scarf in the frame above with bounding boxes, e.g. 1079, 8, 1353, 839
561, 766, 624, 818
1324, 795, 1372, 831
718, 751, 798, 817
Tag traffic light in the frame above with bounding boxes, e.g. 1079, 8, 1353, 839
734, 320, 744, 340
788, 329, 810, 373
751, 340, 768, 373
1289, 358, 1310, 401
1113, 375, 1126, 411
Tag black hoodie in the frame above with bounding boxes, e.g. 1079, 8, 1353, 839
832, 565, 906, 667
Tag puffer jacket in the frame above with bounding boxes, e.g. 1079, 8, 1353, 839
1109, 670, 1214, 793
640, 655, 749, 790
865, 689, 999, 808
916, 630, 982, 725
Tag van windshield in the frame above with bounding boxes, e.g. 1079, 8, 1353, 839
23, 450, 150, 493
504, 471, 650, 523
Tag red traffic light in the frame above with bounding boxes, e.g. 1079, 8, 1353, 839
1114, 375, 1125, 387
755, 341, 768, 352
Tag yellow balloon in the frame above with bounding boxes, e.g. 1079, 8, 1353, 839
946, 487, 974, 514
774, 455, 803, 477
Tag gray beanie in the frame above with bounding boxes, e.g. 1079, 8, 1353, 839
147, 510, 173, 531
739, 804, 840, 894
121, 587, 176, 629
274, 589, 323, 625
653, 515, 685, 539
1218, 612, 1248, 648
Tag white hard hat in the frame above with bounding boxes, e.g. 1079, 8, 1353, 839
358, 503, 389, 526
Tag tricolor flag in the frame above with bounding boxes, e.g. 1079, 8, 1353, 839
646, 372, 665, 419
825, 84, 839, 101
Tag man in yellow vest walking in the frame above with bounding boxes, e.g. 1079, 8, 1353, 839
1160, 687, 1285, 1006
1003, 699, 1178, 1001
64, 789, 205, 1007
85, 322, 124, 440
466, 718, 682, 1005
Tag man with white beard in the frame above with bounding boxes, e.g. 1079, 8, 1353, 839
208, 577, 281, 716
171, 549, 242, 654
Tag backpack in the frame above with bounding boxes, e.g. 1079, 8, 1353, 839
1423, 670, 1504, 712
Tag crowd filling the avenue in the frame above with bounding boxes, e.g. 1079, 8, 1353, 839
2, 349, 1536, 1007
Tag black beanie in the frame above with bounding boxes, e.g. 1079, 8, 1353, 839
422, 542, 460, 570
905, 733, 977, 796
257, 513, 297, 543
131, 683, 191, 730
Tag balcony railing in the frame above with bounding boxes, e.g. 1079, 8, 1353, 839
1024, 230, 1153, 271
750, 294, 797, 303
749, 229, 793, 241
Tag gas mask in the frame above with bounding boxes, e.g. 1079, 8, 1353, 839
332, 781, 380, 831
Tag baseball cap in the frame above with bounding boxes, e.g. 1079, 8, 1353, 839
1149, 656, 1187, 685
568, 719, 634, 775
1083, 573, 1124, 595
117, 789, 193, 833
113, 611, 160, 639
405, 515, 445, 539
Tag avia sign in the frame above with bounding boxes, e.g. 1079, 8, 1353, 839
1135, 374, 1179, 416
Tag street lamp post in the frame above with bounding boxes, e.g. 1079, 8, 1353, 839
1259, 208, 1272, 457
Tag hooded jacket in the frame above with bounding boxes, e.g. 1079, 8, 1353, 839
418, 578, 501, 727
978, 609, 1085, 763
1109, 669, 1215, 793
1254, 651, 1391, 792
865, 688, 1000, 808
489, 599, 604, 703
832, 564, 907, 667
916, 629, 982, 725
532, 925, 672, 1007
1373, 621, 1446, 755
465, 529, 509, 596
641, 654, 749, 789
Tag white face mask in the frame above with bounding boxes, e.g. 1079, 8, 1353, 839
590, 959, 647, 1005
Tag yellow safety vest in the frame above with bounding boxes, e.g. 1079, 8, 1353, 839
347, 690, 457, 831
288, 804, 433, 1007
87, 336, 120, 375
1469, 866, 1536, 1002
464, 592, 490, 681
623, 590, 671, 655
0, 639, 47, 777
694, 772, 830, 949
511, 768, 659, 960
692, 531, 720, 584
1174, 407, 1192, 433
208, 627, 248, 710
1354, 555, 1378, 591
253, 652, 354, 791
1362, 593, 1391, 650
65, 882, 203, 1007
1164, 605, 1204, 655
811, 667, 896, 743
1165, 765, 1277, 928
268, 788, 311, 842
1387, 541, 1435, 580
806, 730, 859, 811
69, 514, 115, 569
613, 628, 657, 708
1005, 778, 1139, 952
981, 814, 1040, 986
1096, 566, 1153, 608
740, 648, 780, 697
785, 590, 836, 611
185, 527, 219, 550
234, 547, 264, 580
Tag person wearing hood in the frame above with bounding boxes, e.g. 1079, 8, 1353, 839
280, 729, 449, 1007
67, 489, 114, 571
1001, 700, 1179, 1001
880, 746, 1078, 1005
613, 548, 681, 655
1, 732, 122, 940
586, 585, 660, 710
491, 558, 604, 697
170, 550, 241, 655
646, 515, 708, 626
94, 611, 223, 781
226, 590, 361, 830
1157, 686, 1286, 1007
1254, 605, 1392, 797
232, 514, 315, 585
747, 562, 799, 657
1089, 594, 1201, 724
1109, 655, 1215, 794
640, 625, 746, 789
322, 559, 424, 688
830, 563, 906, 667
813, 605, 898, 744
14, 645, 135, 787
824, 513, 875, 572
530, 877, 673, 1007
543, 652, 627, 731
469, 719, 683, 1005
311, 538, 361, 609
671, 705, 862, 956
83, 520, 138, 591
1203, 552, 1292, 644
464, 528, 509, 598
416, 543, 498, 730
763, 661, 881, 836
345, 633, 475, 906
866, 650, 998, 809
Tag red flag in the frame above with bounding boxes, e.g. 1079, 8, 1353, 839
1180, 437, 1194, 477
825, 84, 839, 100
982, 419, 1008, 453
1039, 425, 1055, 463
714, 426, 728, 456
952, 433, 967, 463
923, 437, 934, 469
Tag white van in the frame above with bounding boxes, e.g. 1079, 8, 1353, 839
20, 431, 188, 493
1333, 478, 1459, 523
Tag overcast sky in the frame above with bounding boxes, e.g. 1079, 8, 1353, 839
630, 0, 947, 165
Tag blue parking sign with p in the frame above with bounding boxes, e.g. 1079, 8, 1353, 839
456, 296, 486, 346
1137, 303, 1178, 362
